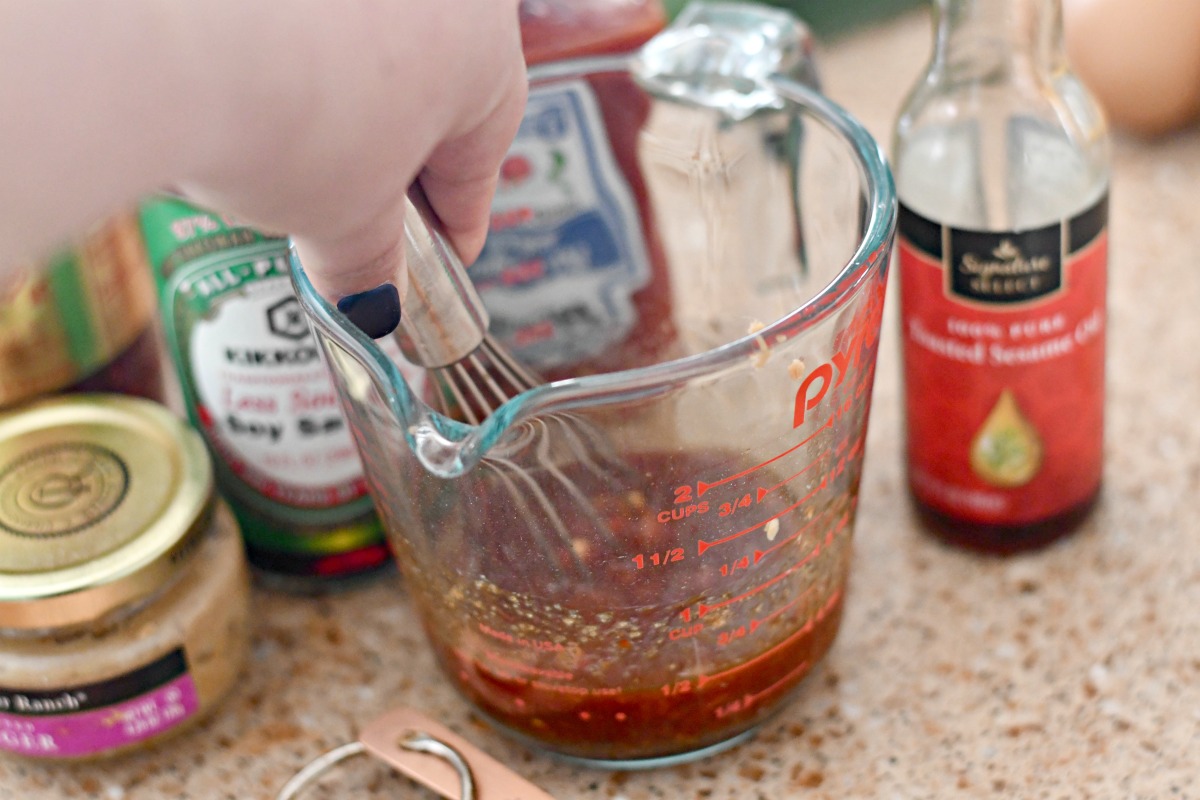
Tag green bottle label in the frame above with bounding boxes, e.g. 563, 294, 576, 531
0, 214, 156, 406
141, 196, 388, 579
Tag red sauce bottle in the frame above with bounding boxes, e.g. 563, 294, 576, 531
471, 0, 675, 380
519, 0, 666, 64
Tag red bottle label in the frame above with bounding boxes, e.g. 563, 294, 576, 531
899, 197, 1107, 526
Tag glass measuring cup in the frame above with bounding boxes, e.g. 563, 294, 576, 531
292, 3, 895, 768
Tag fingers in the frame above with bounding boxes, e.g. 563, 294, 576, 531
289, 197, 408, 308
418, 34, 528, 265
192, 0, 527, 332
293, 18, 525, 313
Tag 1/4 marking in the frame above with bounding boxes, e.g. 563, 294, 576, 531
719, 555, 752, 577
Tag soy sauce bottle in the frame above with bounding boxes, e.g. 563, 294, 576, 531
141, 196, 392, 589
892, 0, 1110, 552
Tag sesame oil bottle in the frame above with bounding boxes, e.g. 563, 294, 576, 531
892, 0, 1110, 552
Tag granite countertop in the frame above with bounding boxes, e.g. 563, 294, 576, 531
6, 10, 1200, 799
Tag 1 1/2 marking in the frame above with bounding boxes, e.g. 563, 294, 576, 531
631, 548, 685, 570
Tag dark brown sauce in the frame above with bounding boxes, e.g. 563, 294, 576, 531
408, 450, 851, 763
435, 589, 842, 762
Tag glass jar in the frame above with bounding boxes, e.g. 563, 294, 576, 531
0, 212, 165, 409
0, 395, 251, 760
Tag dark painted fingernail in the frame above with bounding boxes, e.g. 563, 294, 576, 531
336, 283, 401, 339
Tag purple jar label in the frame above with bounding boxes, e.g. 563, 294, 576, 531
0, 649, 199, 758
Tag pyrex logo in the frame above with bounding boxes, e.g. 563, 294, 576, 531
792, 280, 886, 429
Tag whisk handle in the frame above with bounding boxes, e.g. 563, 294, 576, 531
394, 184, 490, 368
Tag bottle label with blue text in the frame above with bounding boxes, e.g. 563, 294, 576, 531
472, 79, 652, 370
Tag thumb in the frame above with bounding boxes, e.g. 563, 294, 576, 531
290, 202, 408, 339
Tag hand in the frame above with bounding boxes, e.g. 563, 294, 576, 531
0, 0, 527, 309
179, 0, 528, 304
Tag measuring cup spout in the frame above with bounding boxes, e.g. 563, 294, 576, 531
289, 244, 511, 480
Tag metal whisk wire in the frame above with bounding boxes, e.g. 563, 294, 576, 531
441, 342, 538, 427
392, 186, 626, 566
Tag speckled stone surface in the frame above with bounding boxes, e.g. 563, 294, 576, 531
5, 10, 1200, 799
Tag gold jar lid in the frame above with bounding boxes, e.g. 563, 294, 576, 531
0, 395, 214, 629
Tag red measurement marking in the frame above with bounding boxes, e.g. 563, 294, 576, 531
763, 539, 819, 573
632, 548, 685, 570
661, 680, 694, 697
454, 648, 527, 685
697, 589, 842, 689
753, 507, 832, 564
755, 452, 828, 501
714, 659, 816, 718
833, 510, 850, 538
718, 591, 810, 647
669, 622, 705, 640
695, 415, 834, 497
811, 511, 849, 553
718, 555, 751, 577
478, 622, 516, 644
697, 550, 824, 618
746, 658, 812, 706
749, 594, 803, 633
696, 477, 828, 555
482, 650, 574, 682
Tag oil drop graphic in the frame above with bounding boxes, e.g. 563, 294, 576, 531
969, 389, 1043, 488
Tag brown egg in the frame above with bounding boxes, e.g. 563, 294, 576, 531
1064, 0, 1200, 137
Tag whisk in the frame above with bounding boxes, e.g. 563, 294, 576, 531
393, 186, 627, 565
392, 187, 539, 425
